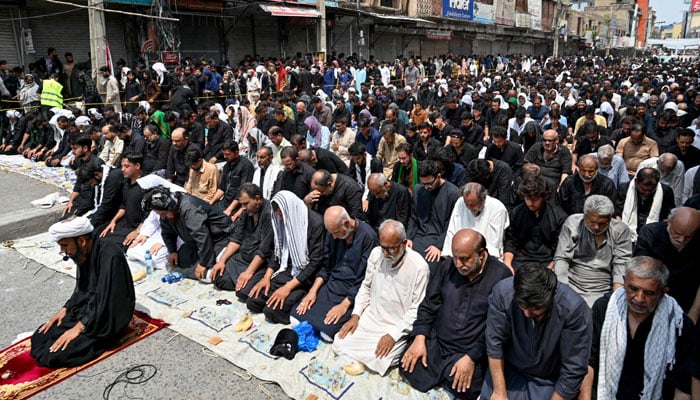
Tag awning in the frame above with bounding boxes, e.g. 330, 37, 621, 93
367, 12, 435, 24
260, 4, 321, 18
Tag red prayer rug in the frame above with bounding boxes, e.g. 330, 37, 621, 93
0, 311, 167, 400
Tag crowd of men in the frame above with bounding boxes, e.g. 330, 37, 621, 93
5, 49, 700, 399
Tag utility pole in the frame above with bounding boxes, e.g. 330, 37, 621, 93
317, 0, 327, 56
553, 0, 563, 57
87, 0, 108, 78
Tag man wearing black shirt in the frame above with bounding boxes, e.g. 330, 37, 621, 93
400, 229, 512, 399
98, 153, 145, 246
584, 257, 693, 400
447, 129, 478, 169
116, 123, 145, 164
485, 127, 524, 174
211, 183, 274, 301
180, 107, 205, 149
299, 147, 348, 174
460, 112, 485, 151
366, 173, 411, 231
558, 155, 616, 215
305, 169, 364, 221
166, 128, 201, 186
142, 124, 170, 174
211, 140, 254, 216
573, 121, 613, 169
203, 111, 233, 163
273, 109, 296, 140
273, 146, 314, 200
668, 128, 700, 170
505, 175, 568, 271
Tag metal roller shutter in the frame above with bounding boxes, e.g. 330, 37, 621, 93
179, 13, 221, 61
329, 17, 353, 56
251, 14, 280, 59
24, 2, 126, 66
285, 24, 314, 59
449, 38, 471, 56
371, 32, 401, 61
105, 14, 127, 63
0, 8, 21, 66
227, 16, 255, 64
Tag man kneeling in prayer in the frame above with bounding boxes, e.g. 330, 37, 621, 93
333, 219, 429, 375
31, 217, 135, 368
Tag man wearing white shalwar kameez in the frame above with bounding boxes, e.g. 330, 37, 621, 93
333, 220, 429, 375
442, 183, 509, 261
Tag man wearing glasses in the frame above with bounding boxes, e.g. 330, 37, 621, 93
407, 160, 461, 267
524, 129, 573, 189
333, 219, 429, 375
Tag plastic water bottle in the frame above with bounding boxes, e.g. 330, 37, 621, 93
62, 170, 71, 196
145, 250, 154, 275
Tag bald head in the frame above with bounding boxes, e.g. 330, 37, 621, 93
324, 206, 350, 230
171, 127, 185, 139
452, 229, 486, 256
667, 207, 700, 250
452, 229, 488, 278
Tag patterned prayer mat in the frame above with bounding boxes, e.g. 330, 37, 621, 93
0, 312, 167, 400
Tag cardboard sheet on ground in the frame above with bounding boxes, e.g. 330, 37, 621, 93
12, 232, 452, 400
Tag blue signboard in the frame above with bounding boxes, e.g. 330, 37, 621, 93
443, 0, 473, 21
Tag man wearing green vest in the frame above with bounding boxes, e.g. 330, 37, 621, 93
41, 72, 63, 121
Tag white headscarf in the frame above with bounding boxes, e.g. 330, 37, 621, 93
152, 62, 168, 85
270, 191, 309, 278
137, 174, 186, 193
49, 216, 94, 242
6, 110, 21, 119
599, 101, 615, 127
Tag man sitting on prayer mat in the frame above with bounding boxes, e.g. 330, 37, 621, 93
31, 217, 135, 368
333, 219, 429, 376
246, 190, 326, 324
291, 206, 378, 340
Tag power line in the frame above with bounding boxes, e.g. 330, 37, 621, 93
43, 0, 180, 21
0, 8, 83, 21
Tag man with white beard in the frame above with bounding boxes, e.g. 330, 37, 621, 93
333, 219, 429, 375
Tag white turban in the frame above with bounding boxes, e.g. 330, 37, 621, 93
48, 217, 94, 242
87, 108, 103, 120
75, 116, 91, 126
6, 110, 20, 119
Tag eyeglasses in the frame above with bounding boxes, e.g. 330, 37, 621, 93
542, 138, 556, 143
421, 177, 438, 188
380, 243, 401, 252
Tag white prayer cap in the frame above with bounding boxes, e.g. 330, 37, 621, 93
48, 216, 94, 242
664, 102, 678, 115
6, 110, 20, 119
75, 116, 91, 126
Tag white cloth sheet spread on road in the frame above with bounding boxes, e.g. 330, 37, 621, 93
0, 155, 75, 189
10, 232, 452, 400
